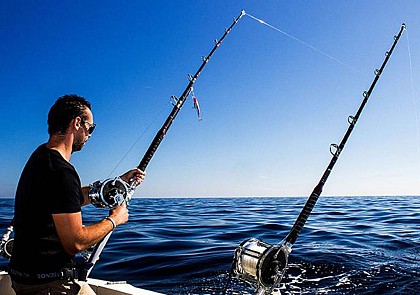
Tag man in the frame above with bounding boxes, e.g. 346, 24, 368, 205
8, 94, 146, 294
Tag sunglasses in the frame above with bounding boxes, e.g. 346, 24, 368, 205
81, 119, 96, 135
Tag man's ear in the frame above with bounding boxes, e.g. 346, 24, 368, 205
72, 116, 82, 130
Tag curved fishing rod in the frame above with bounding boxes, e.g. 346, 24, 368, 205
82, 10, 246, 280
88, 10, 245, 209
230, 23, 405, 294
137, 11, 245, 171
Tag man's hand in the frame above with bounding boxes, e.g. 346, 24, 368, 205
109, 202, 129, 226
120, 168, 146, 187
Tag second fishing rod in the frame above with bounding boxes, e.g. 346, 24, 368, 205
228, 23, 406, 295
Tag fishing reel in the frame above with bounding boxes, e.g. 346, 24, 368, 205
0, 224, 14, 260
89, 177, 136, 209
233, 238, 291, 292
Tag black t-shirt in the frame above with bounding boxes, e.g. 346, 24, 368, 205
9, 144, 84, 283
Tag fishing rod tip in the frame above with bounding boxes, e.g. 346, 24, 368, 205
402, 23, 406, 29
241, 9, 246, 15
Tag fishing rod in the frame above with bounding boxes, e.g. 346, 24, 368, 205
81, 10, 246, 279
0, 10, 246, 280
137, 11, 243, 172
88, 10, 246, 209
229, 23, 406, 294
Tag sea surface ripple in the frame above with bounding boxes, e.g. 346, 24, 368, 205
1, 196, 419, 294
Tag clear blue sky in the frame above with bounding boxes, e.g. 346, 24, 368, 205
1, 1, 419, 198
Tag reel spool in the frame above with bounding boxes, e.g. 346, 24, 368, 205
233, 238, 291, 289
89, 177, 135, 209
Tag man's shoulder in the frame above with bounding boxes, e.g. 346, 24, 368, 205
24, 144, 78, 183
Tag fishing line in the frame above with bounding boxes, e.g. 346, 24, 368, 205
245, 12, 363, 76
107, 101, 171, 178
405, 28, 420, 153
108, 11, 364, 177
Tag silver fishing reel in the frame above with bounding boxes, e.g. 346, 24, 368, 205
89, 177, 135, 209
0, 224, 14, 260
233, 238, 291, 291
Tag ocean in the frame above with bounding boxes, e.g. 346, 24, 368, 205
1, 196, 419, 294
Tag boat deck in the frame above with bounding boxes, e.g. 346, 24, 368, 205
0, 271, 163, 295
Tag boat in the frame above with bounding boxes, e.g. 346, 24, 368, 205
0, 270, 163, 295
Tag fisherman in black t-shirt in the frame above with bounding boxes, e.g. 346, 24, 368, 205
9, 94, 146, 294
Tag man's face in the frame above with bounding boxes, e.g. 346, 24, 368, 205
72, 108, 95, 153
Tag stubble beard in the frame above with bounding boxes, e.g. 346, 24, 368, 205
72, 134, 86, 152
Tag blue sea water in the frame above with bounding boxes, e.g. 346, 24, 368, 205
1, 196, 420, 294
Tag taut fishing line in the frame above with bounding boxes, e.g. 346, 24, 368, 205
245, 13, 364, 76
109, 11, 366, 179
107, 101, 171, 178
108, 11, 369, 181
405, 28, 420, 154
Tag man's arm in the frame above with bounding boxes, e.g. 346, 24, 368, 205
52, 203, 128, 255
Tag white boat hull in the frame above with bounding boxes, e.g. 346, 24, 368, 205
0, 271, 163, 295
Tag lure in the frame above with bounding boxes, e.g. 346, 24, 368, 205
192, 95, 202, 120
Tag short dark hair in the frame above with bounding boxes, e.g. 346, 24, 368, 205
48, 94, 92, 135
